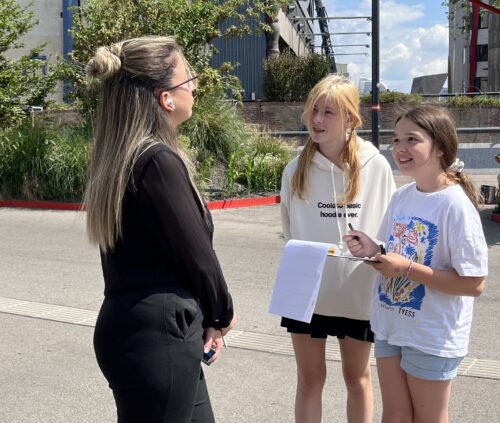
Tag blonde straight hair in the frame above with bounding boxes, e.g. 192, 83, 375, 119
84, 36, 195, 252
291, 74, 363, 204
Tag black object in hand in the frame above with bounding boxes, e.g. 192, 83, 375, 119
348, 223, 360, 241
202, 347, 216, 365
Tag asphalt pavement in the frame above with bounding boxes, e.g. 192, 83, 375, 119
0, 174, 499, 422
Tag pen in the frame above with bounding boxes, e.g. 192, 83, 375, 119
348, 223, 360, 241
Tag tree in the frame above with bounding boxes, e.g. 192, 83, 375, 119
0, 0, 64, 130
263, 52, 331, 101
65, 0, 289, 120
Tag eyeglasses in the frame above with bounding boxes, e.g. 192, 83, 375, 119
165, 75, 198, 92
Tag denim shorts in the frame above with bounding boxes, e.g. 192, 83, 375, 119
374, 338, 464, 381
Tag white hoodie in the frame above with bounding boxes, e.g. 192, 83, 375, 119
280, 138, 396, 320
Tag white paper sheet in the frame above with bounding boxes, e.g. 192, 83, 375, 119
268, 240, 337, 323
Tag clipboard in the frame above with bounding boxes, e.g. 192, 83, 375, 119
328, 254, 380, 262
326, 245, 379, 262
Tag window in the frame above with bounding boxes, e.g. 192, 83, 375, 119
476, 44, 488, 62
479, 12, 488, 29
28, 53, 48, 76
474, 77, 488, 92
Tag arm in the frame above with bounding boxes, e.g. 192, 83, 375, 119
371, 253, 485, 297
142, 149, 234, 329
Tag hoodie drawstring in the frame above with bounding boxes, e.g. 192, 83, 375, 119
330, 163, 350, 253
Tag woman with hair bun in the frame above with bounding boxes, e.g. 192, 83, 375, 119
85, 36, 236, 422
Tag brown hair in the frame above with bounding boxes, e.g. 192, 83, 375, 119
395, 104, 481, 207
291, 74, 362, 204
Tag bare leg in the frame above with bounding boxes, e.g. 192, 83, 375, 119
291, 334, 327, 423
407, 373, 452, 423
377, 356, 413, 423
339, 337, 373, 423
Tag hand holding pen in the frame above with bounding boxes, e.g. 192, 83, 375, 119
343, 223, 383, 259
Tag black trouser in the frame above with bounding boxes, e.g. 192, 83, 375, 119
94, 287, 214, 423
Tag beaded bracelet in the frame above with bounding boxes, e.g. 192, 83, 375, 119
404, 260, 413, 279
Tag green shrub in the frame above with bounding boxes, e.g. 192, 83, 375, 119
445, 95, 500, 108
0, 125, 49, 199
0, 124, 90, 201
263, 52, 331, 101
39, 127, 90, 201
361, 91, 422, 104
227, 134, 292, 193
180, 95, 249, 162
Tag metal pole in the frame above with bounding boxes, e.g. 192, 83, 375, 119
371, 0, 380, 149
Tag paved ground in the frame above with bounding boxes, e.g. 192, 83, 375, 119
0, 174, 499, 422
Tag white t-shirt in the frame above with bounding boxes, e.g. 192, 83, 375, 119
371, 183, 488, 358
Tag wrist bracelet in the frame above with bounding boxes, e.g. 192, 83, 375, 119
404, 260, 413, 279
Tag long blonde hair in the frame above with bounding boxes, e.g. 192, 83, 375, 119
395, 105, 481, 207
292, 74, 363, 204
84, 36, 194, 251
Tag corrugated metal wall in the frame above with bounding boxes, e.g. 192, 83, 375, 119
211, 18, 267, 101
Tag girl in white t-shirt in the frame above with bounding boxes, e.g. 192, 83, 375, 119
344, 104, 488, 423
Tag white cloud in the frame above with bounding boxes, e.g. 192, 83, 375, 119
325, 1, 449, 92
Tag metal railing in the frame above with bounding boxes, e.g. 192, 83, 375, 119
266, 127, 500, 138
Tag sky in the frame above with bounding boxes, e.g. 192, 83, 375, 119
322, 0, 450, 93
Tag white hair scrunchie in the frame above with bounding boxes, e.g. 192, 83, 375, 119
448, 158, 465, 174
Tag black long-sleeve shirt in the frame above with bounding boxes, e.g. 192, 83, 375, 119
100, 143, 234, 329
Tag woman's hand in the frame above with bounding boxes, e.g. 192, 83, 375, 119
203, 327, 223, 364
220, 312, 237, 337
370, 252, 409, 278
202, 312, 237, 364
342, 231, 379, 258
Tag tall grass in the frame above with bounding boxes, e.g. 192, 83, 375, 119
0, 124, 90, 201
40, 126, 91, 201
180, 95, 250, 162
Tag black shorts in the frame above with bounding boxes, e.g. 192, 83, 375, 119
281, 314, 374, 343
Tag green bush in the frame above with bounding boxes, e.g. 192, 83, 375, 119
361, 91, 422, 104
445, 95, 500, 108
0, 124, 90, 201
263, 52, 331, 101
39, 127, 90, 201
0, 98, 292, 201
227, 134, 292, 193
180, 95, 250, 162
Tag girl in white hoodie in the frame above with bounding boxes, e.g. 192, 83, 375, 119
280, 75, 395, 422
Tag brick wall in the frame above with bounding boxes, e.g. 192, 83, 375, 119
239, 102, 500, 145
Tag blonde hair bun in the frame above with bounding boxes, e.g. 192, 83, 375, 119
86, 43, 123, 81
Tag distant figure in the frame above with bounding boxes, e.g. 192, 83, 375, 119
344, 105, 488, 423
280, 74, 396, 422
84, 36, 236, 422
